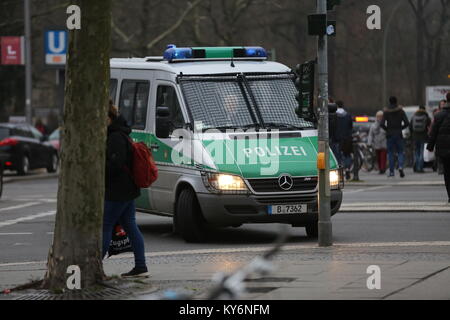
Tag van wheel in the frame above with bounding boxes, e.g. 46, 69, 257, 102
305, 222, 318, 238
18, 155, 29, 176
175, 188, 207, 243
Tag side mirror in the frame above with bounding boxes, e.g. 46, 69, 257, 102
156, 106, 171, 138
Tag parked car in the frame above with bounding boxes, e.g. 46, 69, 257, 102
352, 116, 375, 143
0, 123, 59, 175
48, 127, 61, 153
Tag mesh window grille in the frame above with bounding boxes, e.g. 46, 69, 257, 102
246, 74, 314, 129
180, 77, 256, 130
180, 73, 314, 130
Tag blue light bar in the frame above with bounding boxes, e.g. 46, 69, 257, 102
163, 45, 267, 61
244, 47, 267, 58
163, 47, 193, 61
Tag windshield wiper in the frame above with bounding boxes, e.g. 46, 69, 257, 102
263, 122, 310, 130
206, 124, 262, 132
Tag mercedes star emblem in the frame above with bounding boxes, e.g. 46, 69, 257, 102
278, 174, 294, 191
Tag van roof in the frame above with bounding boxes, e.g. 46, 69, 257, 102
110, 57, 291, 75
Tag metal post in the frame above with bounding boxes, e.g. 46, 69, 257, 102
24, 0, 32, 124
317, 0, 332, 247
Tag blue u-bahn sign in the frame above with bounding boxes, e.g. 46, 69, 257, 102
45, 30, 67, 66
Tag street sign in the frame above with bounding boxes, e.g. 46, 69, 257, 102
45, 30, 67, 66
1, 36, 24, 65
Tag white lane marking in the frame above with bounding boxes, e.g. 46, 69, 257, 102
0, 202, 41, 213
0, 210, 56, 228
344, 186, 387, 194
0, 233, 33, 235
2, 241, 450, 268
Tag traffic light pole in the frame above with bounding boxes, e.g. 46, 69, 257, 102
317, 0, 332, 247
24, 0, 32, 124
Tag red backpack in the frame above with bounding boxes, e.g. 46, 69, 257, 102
124, 137, 158, 188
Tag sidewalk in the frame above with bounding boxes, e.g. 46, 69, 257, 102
1, 242, 450, 300
345, 167, 443, 187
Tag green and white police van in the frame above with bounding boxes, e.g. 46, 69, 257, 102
110, 46, 343, 242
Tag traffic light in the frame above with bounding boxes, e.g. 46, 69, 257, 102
327, 0, 341, 11
308, 15, 337, 36
294, 62, 316, 122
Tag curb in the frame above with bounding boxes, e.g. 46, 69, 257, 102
340, 206, 449, 213
3, 173, 59, 184
345, 182, 444, 187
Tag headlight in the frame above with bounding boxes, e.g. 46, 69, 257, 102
330, 170, 340, 189
202, 172, 249, 193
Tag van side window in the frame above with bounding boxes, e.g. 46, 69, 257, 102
156, 85, 185, 135
119, 80, 150, 130
109, 79, 118, 102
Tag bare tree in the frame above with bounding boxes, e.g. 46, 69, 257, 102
408, 0, 450, 103
43, 0, 112, 290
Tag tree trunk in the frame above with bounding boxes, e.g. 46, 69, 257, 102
43, 0, 111, 291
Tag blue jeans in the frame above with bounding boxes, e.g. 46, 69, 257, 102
387, 135, 405, 174
414, 140, 425, 171
102, 200, 147, 269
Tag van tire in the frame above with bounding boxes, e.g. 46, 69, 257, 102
305, 222, 318, 238
175, 188, 207, 243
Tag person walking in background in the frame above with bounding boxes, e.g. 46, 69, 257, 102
427, 93, 450, 203
368, 110, 387, 174
410, 105, 431, 173
380, 96, 410, 178
102, 101, 149, 277
35, 118, 48, 136
335, 100, 353, 180
438, 99, 446, 112
432, 100, 446, 175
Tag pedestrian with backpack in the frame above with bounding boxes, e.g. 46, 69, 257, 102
410, 105, 431, 173
427, 93, 450, 203
380, 96, 410, 178
102, 101, 150, 278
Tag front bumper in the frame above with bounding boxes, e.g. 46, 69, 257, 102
197, 190, 343, 227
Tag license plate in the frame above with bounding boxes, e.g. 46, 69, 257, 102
268, 204, 307, 215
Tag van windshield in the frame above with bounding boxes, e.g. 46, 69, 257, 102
179, 73, 315, 131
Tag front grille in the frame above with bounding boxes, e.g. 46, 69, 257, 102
254, 194, 317, 204
247, 177, 318, 193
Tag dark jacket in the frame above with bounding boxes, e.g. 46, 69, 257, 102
335, 108, 353, 142
409, 109, 431, 142
105, 115, 140, 201
428, 105, 450, 159
380, 104, 409, 138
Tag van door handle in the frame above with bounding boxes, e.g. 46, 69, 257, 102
150, 143, 159, 150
